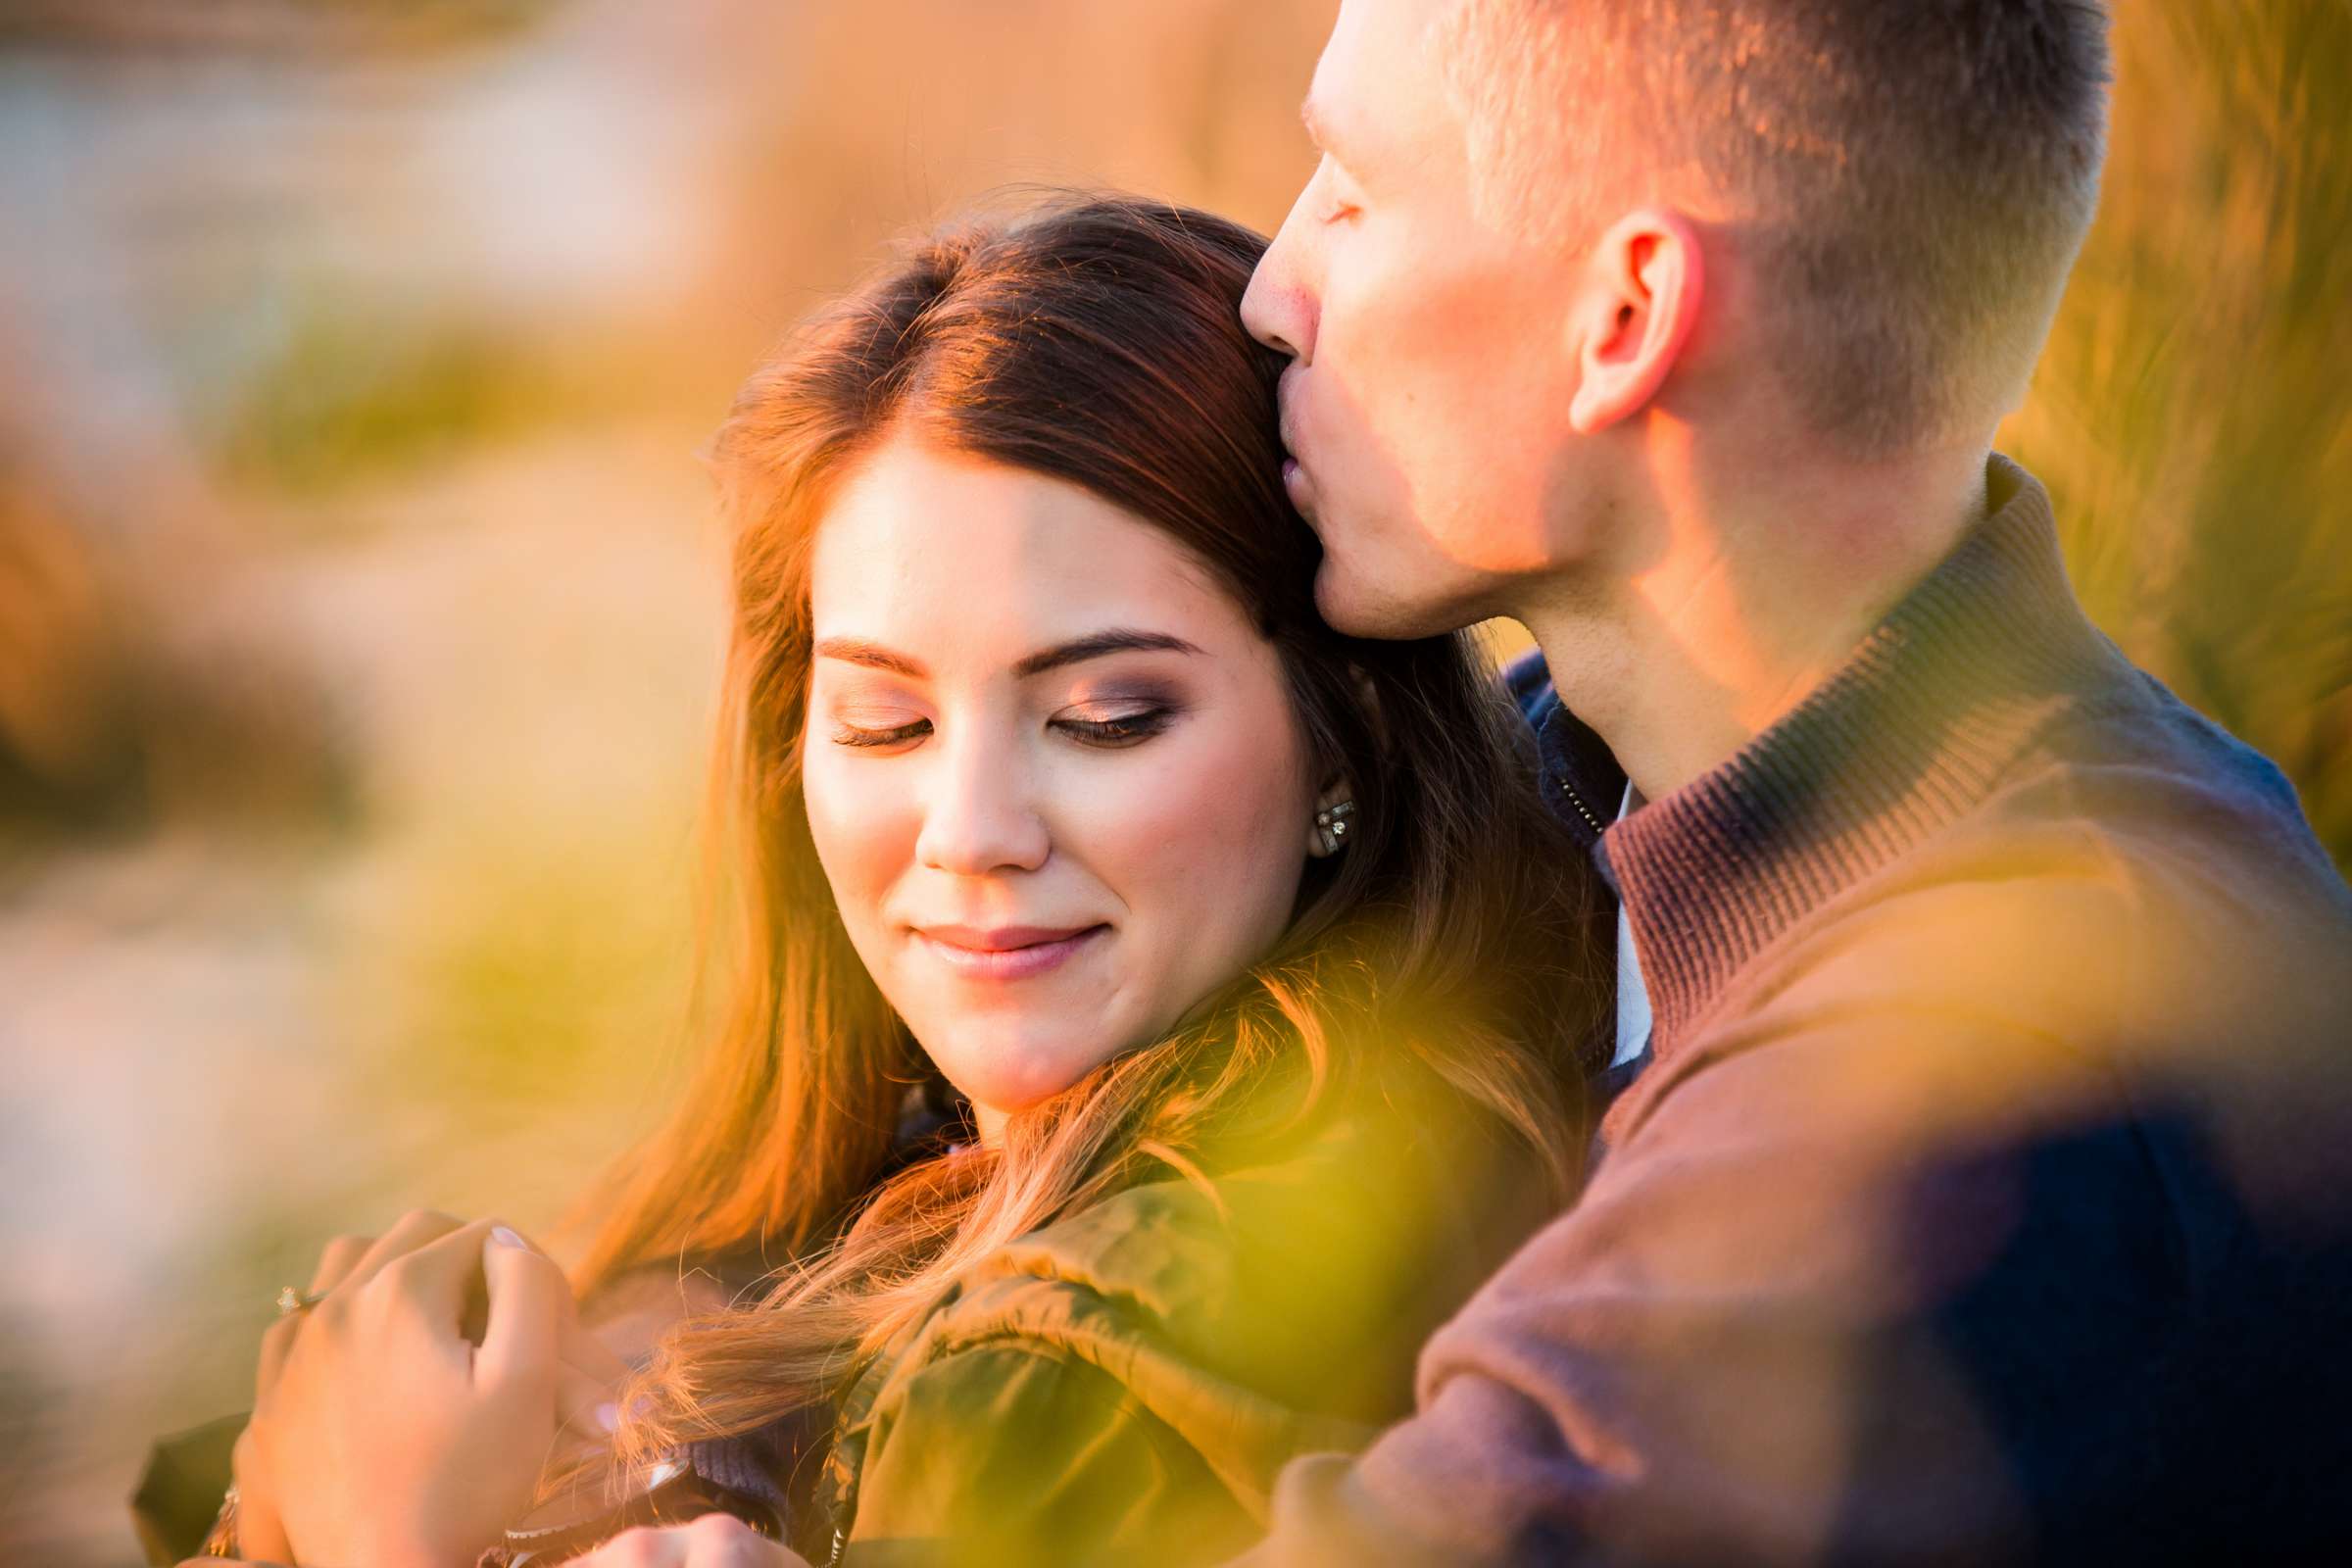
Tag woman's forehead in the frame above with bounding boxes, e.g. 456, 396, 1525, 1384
808, 438, 1249, 665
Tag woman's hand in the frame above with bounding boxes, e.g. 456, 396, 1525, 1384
241, 1216, 626, 1568
237, 1210, 480, 1559
575, 1514, 810, 1567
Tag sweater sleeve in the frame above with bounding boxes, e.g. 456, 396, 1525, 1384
842, 1341, 1259, 1568
1233, 1001, 2185, 1566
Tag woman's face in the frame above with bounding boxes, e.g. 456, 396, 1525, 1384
802, 435, 1322, 1139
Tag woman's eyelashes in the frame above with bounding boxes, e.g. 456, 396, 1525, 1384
830, 716, 930, 748
1052, 701, 1178, 748
823, 699, 1182, 752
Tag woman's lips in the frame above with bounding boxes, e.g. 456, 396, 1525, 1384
914, 923, 1106, 981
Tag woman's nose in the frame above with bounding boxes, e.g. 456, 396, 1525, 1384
913, 738, 1051, 876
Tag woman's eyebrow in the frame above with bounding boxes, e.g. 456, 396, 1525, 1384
812, 630, 1202, 681
812, 637, 926, 677
1015, 630, 1204, 677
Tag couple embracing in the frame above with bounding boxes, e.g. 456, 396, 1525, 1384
170, 2, 2352, 1565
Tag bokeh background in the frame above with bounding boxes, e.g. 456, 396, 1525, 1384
1, 1, 2344, 1561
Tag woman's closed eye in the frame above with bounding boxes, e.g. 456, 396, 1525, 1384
1053, 702, 1178, 748
826, 703, 1178, 751
830, 713, 931, 749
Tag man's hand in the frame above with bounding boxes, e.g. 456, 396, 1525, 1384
575, 1513, 811, 1566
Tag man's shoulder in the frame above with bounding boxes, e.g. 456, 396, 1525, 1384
1619, 733, 2352, 1250
1749, 644, 2348, 1038
1973, 668, 2350, 975
1744, 747, 2348, 1062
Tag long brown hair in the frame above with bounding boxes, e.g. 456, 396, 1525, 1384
570, 194, 1604, 1476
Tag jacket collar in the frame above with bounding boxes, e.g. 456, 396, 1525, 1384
1539, 456, 2117, 1054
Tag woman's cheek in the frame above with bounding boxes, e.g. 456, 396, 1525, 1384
803, 759, 914, 940
1091, 720, 1308, 954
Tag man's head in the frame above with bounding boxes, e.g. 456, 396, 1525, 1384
1242, 0, 2111, 637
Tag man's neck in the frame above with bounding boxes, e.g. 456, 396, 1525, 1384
1518, 443, 1991, 804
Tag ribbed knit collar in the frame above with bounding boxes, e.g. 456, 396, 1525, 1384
1533, 455, 2118, 1054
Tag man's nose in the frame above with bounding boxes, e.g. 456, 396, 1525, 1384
1241, 195, 1318, 364
913, 736, 1051, 877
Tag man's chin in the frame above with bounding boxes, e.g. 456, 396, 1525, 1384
1312, 555, 1480, 642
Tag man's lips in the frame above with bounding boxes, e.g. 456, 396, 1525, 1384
1277, 398, 1315, 512
1282, 455, 1316, 514
1276, 375, 1304, 468
912, 923, 1107, 981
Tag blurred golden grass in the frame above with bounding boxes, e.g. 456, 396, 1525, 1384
2003, 0, 2352, 864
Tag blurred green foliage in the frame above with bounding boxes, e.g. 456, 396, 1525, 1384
0, 0, 566, 56
212, 297, 564, 501
369, 827, 696, 1116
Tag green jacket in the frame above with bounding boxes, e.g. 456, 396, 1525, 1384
818, 1080, 1553, 1567
128, 1081, 1555, 1567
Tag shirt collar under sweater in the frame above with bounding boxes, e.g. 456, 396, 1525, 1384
1526, 454, 2114, 1057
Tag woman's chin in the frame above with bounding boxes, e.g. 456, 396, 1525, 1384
932, 1028, 1130, 1127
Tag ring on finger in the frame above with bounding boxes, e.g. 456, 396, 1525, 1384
274, 1285, 326, 1316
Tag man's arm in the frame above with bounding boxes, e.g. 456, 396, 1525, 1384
1236, 998, 2181, 1566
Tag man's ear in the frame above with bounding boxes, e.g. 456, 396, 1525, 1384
1567, 207, 1705, 435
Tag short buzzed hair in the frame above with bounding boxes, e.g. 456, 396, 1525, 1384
1439, 1, 2111, 454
